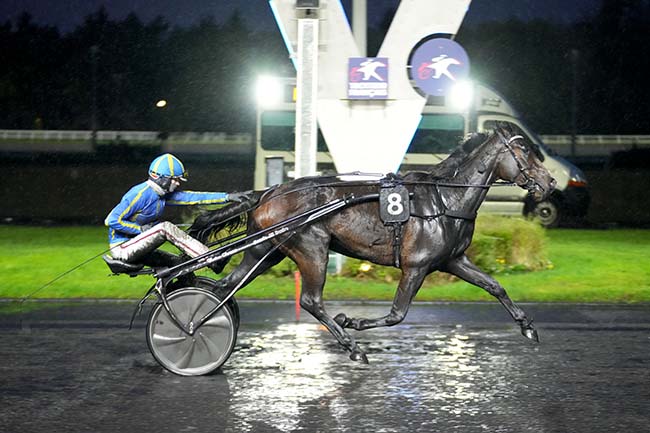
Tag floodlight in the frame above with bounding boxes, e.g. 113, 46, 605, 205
256, 76, 283, 108
448, 80, 474, 110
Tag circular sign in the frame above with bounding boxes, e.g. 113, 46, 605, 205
409, 38, 470, 96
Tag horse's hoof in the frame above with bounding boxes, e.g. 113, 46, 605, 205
334, 313, 350, 328
350, 350, 369, 364
521, 326, 540, 342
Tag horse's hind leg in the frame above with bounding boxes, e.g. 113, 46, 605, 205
334, 266, 428, 331
442, 254, 539, 342
290, 244, 369, 363
211, 243, 284, 297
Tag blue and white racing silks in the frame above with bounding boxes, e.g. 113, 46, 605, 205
105, 179, 228, 245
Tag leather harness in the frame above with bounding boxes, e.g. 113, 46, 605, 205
378, 174, 479, 267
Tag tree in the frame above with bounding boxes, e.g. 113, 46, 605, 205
1, 4, 648, 134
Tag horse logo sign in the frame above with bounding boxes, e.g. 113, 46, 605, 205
348, 57, 389, 99
409, 38, 470, 96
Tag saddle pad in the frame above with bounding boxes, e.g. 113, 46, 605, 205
379, 185, 410, 223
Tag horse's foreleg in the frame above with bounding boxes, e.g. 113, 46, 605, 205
442, 254, 539, 342
334, 267, 427, 331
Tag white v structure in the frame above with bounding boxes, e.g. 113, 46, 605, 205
270, 0, 471, 174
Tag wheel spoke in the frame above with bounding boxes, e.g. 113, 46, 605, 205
173, 339, 196, 369
188, 293, 211, 323
198, 331, 223, 361
203, 314, 232, 330
152, 333, 186, 347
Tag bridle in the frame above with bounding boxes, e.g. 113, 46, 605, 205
496, 130, 544, 193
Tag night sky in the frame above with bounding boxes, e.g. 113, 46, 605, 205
0, 0, 604, 33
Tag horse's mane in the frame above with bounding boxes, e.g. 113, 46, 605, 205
427, 132, 490, 180
426, 121, 546, 181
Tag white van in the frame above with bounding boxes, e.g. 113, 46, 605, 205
401, 83, 590, 227
255, 80, 590, 227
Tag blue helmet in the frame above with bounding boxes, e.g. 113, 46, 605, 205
148, 154, 187, 180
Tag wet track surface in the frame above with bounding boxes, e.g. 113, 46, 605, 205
1, 301, 649, 433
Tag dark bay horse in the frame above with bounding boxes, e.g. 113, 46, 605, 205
190, 125, 556, 363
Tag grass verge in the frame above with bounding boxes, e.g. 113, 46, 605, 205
0, 226, 648, 303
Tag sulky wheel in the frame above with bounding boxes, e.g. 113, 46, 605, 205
192, 276, 240, 331
146, 287, 237, 376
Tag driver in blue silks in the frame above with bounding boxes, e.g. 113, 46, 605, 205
105, 153, 250, 268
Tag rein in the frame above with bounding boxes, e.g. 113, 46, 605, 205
201, 175, 512, 240
198, 166, 520, 239
258, 174, 515, 202
252, 131, 532, 217
198, 131, 536, 237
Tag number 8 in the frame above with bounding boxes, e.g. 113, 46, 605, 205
386, 193, 404, 216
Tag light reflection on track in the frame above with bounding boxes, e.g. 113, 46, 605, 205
1, 301, 649, 433
222, 316, 649, 433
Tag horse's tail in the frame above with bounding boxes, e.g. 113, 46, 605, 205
188, 191, 263, 244
187, 191, 263, 274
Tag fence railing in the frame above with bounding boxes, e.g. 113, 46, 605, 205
541, 135, 650, 157
1, 129, 649, 157
0, 129, 254, 154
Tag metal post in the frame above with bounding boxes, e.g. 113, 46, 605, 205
265, 156, 285, 187
294, 271, 301, 321
352, 0, 367, 56
295, 13, 319, 179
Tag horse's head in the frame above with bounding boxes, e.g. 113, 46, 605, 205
493, 123, 556, 202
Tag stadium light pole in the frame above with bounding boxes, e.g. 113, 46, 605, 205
295, 1, 320, 179
352, 0, 367, 56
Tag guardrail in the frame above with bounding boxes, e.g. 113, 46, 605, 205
162, 132, 253, 155
1, 129, 649, 157
0, 129, 254, 154
541, 135, 650, 157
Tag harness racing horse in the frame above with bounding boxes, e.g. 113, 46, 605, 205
190, 124, 556, 363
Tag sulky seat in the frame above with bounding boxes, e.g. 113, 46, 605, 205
103, 255, 145, 274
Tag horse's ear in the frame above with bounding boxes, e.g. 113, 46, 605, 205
461, 132, 486, 152
496, 121, 514, 135
493, 126, 506, 142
